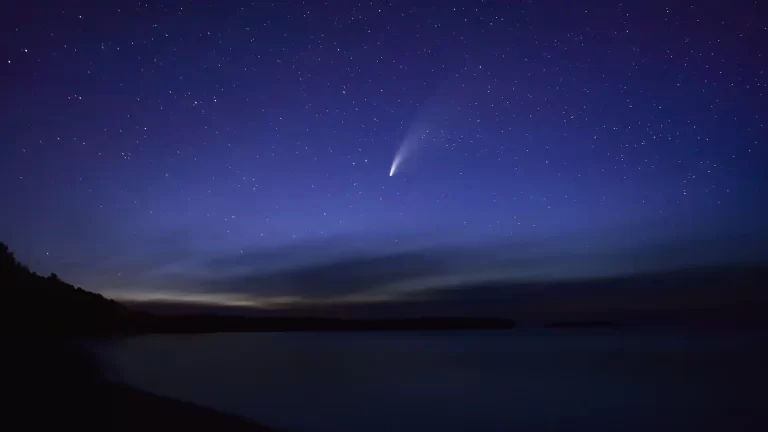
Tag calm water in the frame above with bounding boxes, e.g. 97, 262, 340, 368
99, 330, 767, 432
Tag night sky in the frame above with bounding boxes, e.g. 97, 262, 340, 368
1, 1, 765, 309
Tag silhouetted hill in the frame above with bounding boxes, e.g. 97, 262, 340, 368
1, 242, 131, 334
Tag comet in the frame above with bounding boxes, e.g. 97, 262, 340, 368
389, 124, 427, 177
388, 74, 466, 177
389, 152, 403, 176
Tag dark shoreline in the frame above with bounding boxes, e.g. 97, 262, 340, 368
103, 381, 277, 431
10, 338, 278, 432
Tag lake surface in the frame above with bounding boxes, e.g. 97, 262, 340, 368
99, 330, 767, 432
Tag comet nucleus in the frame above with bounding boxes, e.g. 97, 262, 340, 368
389, 154, 401, 177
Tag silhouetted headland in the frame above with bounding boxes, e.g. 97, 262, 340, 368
548, 320, 620, 328
3, 242, 281, 431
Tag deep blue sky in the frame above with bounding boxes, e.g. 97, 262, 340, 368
1, 1, 765, 308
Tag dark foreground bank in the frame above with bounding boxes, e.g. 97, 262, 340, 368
9, 339, 277, 432
103, 383, 277, 431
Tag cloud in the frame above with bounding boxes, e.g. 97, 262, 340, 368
109, 229, 768, 321
201, 251, 449, 299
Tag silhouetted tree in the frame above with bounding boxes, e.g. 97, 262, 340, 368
0, 241, 20, 271
1, 241, 128, 335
